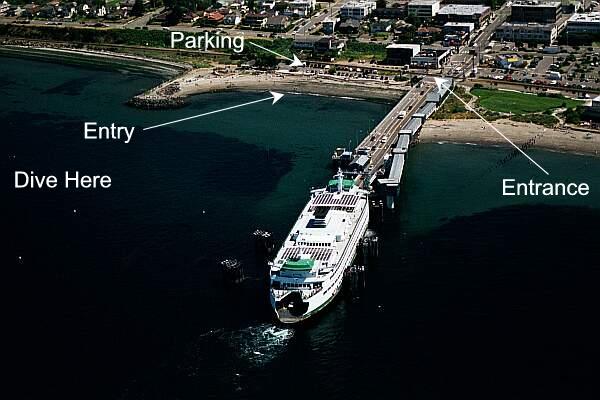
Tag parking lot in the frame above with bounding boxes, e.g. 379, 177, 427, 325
476, 42, 600, 93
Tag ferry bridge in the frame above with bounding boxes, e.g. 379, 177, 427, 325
337, 76, 452, 208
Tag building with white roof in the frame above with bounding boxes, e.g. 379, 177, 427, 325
340, 0, 377, 20
566, 12, 600, 35
436, 4, 491, 27
496, 21, 559, 45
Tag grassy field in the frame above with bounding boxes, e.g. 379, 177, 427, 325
471, 88, 581, 114
432, 87, 477, 120
342, 41, 387, 61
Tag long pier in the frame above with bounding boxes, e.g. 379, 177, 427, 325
335, 77, 452, 209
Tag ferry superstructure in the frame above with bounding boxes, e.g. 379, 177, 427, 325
269, 171, 369, 323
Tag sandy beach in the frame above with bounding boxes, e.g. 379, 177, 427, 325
144, 68, 410, 102
420, 119, 600, 157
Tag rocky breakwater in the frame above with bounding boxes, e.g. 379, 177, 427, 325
128, 82, 189, 110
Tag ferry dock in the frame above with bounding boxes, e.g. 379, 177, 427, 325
333, 77, 453, 209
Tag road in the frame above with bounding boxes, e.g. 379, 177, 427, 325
123, 7, 164, 28
294, 1, 345, 35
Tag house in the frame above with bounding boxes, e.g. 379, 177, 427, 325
119, 0, 136, 13
293, 36, 345, 55
150, 10, 172, 24
56, 2, 78, 19
223, 12, 241, 26
204, 11, 224, 26
285, 0, 315, 17
243, 12, 268, 28
415, 26, 441, 42
314, 36, 345, 55
370, 19, 393, 33
36, 4, 56, 18
338, 19, 360, 34
22, 3, 39, 18
0, 1, 11, 15
293, 35, 321, 50
181, 11, 200, 23
259, 0, 276, 10
266, 15, 289, 31
582, 94, 600, 122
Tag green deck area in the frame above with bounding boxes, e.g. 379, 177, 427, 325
282, 259, 314, 271
471, 88, 581, 115
328, 179, 355, 190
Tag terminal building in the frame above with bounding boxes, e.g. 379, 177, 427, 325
407, 0, 441, 18
510, 1, 562, 24
436, 4, 491, 28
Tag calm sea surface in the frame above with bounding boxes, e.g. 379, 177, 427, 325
4, 55, 600, 400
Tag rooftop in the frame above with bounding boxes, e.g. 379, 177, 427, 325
341, 0, 376, 7
438, 4, 490, 15
568, 12, 600, 23
386, 43, 421, 50
499, 21, 557, 28
408, 0, 440, 5
512, 0, 561, 7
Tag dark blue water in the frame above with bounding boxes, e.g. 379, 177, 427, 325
5, 55, 600, 400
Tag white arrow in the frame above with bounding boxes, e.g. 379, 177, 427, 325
142, 91, 284, 131
434, 77, 550, 176
247, 41, 304, 67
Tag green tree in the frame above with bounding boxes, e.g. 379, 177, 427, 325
274, 2, 289, 12
131, 0, 145, 16
376, 0, 386, 8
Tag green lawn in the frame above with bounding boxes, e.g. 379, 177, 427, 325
342, 41, 387, 61
470, 88, 581, 114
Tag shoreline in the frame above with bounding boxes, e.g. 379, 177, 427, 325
132, 68, 410, 106
0, 44, 189, 76
419, 119, 600, 158
3, 45, 599, 157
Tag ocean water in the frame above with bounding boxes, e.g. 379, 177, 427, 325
4, 55, 600, 400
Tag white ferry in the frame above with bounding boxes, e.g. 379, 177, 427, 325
269, 170, 369, 323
